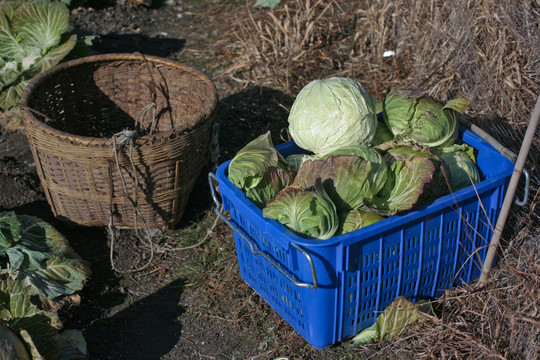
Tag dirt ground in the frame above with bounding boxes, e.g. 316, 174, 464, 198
0, 1, 349, 359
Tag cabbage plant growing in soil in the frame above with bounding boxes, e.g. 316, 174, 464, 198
0, 0, 77, 112
0, 211, 91, 360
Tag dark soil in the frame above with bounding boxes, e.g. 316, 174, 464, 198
0, 1, 346, 359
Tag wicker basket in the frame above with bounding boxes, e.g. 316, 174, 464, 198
20, 53, 218, 229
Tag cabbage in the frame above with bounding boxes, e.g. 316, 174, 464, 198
0, 278, 88, 360
294, 155, 374, 212
287, 145, 387, 205
288, 77, 378, 156
0, 0, 77, 111
336, 209, 383, 235
228, 131, 290, 191
0, 324, 30, 360
324, 145, 388, 198
368, 149, 436, 216
372, 120, 394, 147
383, 146, 448, 203
244, 166, 295, 208
0, 211, 91, 300
383, 88, 468, 148
435, 144, 481, 191
263, 181, 338, 240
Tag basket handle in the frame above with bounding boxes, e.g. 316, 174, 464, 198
208, 172, 318, 290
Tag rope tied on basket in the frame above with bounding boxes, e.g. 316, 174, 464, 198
136, 103, 157, 135
108, 128, 155, 273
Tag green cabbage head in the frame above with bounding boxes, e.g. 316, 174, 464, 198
336, 209, 384, 235
288, 77, 378, 156
383, 88, 468, 148
228, 131, 289, 191
263, 181, 338, 240
436, 144, 481, 191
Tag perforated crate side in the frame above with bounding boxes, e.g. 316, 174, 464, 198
215, 127, 514, 350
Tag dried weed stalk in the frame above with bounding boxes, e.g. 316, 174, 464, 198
221, 0, 351, 93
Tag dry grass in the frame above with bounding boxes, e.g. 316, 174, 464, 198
355, 235, 540, 360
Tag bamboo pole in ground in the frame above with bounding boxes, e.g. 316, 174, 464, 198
479, 94, 540, 285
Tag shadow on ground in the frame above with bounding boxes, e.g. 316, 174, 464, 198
215, 86, 294, 163
84, 278, 186, 360
91, 33, 186, 57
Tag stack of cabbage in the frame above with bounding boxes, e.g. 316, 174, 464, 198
228, 77, 481, 240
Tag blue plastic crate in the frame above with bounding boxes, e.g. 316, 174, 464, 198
210, 128, 514, 350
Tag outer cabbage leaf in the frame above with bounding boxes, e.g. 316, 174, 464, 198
245, 166, 296, 208
371, 120, 394, 147
29, 33, 77, 76
0, 278, 87, 360
11, 0, 69, 51
0, 323, 31, 360
384, 145, 447, 202
58, 329, 88, 360
263, 181, 338, 240
336, 209, 383, 235
228, 131, 289, 191
0, 212, 91, 300
323, 145, 388, 197
352, 296, 425, 345
286, 153, 319, 172
322, 144, 382, 162
369, 153, 436, 216
351, 322, 378, 345
0, 78, 28, 112
383, 88, 468, 148
288, 77, 378, 156
294, 155, 374, 211
435, 143, 481, 192
0, 2, 26, 61
0, 211, 21, 250
0, 0, 77, 111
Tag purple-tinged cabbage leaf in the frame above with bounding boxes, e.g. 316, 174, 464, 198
368, 151, 436, 216
294, 155, 374, 212
245, 166, 296, 208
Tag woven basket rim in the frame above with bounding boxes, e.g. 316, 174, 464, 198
20, 53, 218, 146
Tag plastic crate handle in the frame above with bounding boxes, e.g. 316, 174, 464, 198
208, 172, 318, 290
515, 168, 530, 206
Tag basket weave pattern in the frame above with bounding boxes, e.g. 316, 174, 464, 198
20, 54, 217, 229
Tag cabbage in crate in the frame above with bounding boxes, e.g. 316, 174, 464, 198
227, 132, 295, 208
226, 81, 481, 241
287, 77, 378, 156
383, 88, 468, 148
435, 143, 481, 192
